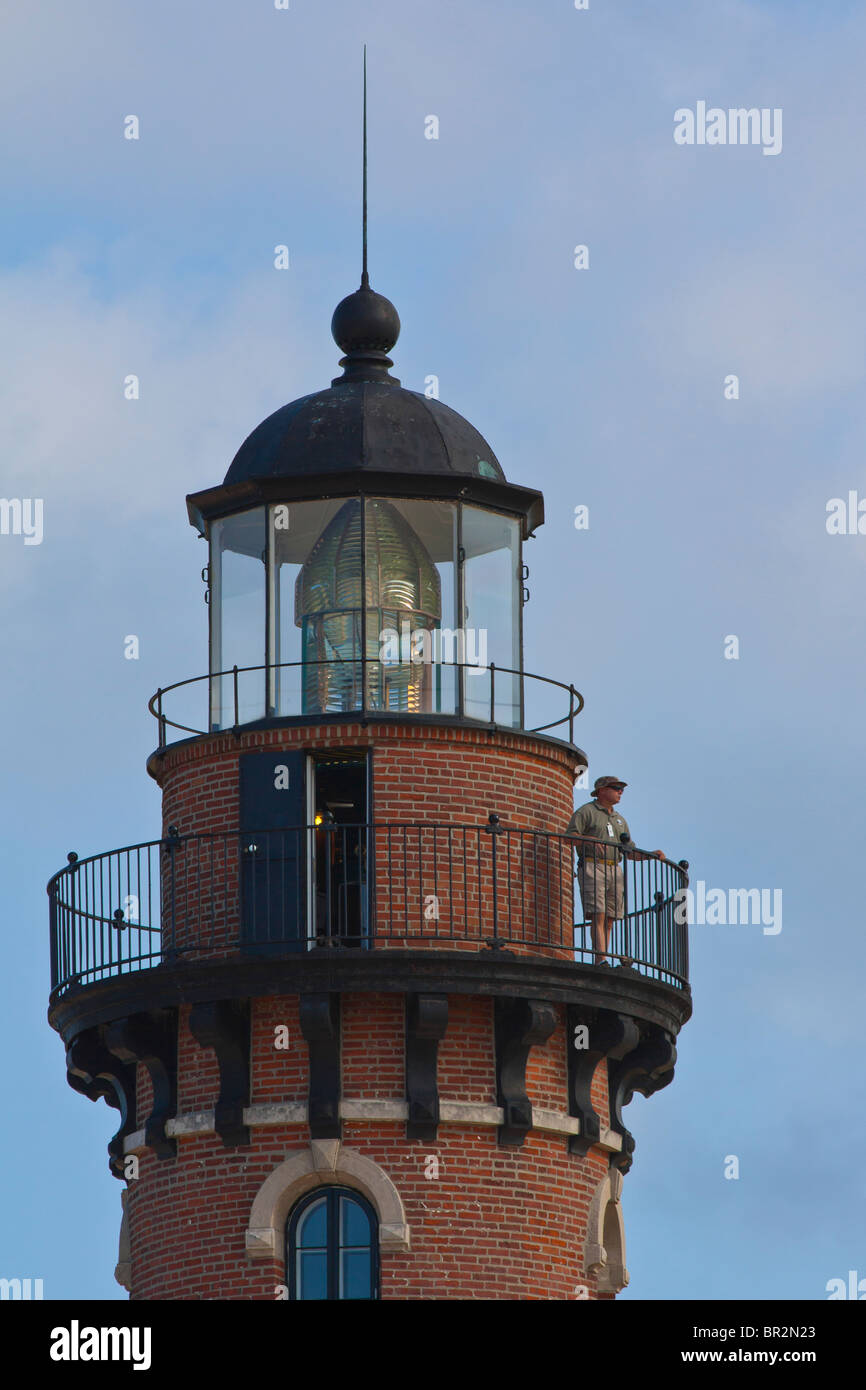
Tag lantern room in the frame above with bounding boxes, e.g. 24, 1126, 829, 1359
187, 282, 543, 735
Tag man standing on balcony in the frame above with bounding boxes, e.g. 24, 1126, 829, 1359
567, 776, 665, 966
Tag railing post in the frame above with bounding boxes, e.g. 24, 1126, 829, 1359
653, 889, 664, 976
48, 881, 59, 992
111, 906, 126, 974
324, 823, 334, 944
67, 852, 79, 988
485, 813, 504, 949
163, 826, 180, 964
568, 685, 576, 746
679, 860, 690, 984
620, 836, 630, 965
156, 687, 166, 751
489, 662, 496, 728
232, 665, 239, 730
364, 820, 373, 945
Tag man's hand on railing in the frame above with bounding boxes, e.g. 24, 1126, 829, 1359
615, 832, 666, 863
628, 843, 667, 863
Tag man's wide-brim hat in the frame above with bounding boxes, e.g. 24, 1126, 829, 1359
593, 775, 627, 791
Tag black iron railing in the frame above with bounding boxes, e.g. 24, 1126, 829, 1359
147, 658, 584, 750
48, 821, 689, 998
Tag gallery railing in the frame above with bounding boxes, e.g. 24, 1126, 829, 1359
47, 820, 689, 999
147, 658, 584, 750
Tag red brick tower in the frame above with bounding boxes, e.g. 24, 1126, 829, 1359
48, 271, 691, 1301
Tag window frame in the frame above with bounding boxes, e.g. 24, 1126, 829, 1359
286, 1186, 379, 1301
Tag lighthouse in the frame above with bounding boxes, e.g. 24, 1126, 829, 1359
47, 262, 691, 1301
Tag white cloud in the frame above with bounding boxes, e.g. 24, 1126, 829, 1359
0, 251, 311, 518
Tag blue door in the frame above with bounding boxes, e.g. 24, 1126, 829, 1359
239, 750, 307, 949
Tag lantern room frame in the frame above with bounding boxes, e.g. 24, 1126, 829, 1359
188, 469, 544, 734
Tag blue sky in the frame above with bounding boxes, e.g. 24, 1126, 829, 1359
2, 0, 864, 1300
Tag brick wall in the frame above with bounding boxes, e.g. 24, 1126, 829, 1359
153, 722, 577, 837
126, 993, 614, 1301
152, 722, 580, 959
123, 722, 610, 1300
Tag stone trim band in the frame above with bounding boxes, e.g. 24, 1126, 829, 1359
122, 1099, 623, 1153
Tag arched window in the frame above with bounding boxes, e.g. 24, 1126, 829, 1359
287, 1187, 379, 1300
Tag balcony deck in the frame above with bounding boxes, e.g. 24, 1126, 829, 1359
48, 821, 689, 1001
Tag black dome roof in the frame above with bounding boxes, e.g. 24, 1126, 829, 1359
224, 381, 505, 486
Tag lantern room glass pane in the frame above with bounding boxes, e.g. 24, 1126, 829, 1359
461, 506, 521, 727
210, 508, 266, 729
270, 499, 352, 717
209, 497, 523, 731
291, 498, 365, 715
366, 499, 458, 715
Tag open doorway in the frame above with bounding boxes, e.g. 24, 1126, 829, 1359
307, 754, 369, 947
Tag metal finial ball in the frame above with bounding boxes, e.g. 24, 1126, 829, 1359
331, 286, 400, 355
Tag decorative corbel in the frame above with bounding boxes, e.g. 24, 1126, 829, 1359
299, 993, 341, 1140
189, 999, 251, 1147
566, 1008, 641, 1157
405, 993, 449, 1142
105, 1009, 178, 1160
608, 1025, 677, 1173
495, 997, 558, 1146
66, 1026, 137, 1180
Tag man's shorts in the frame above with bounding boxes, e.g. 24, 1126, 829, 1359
577, 860, 624, 919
